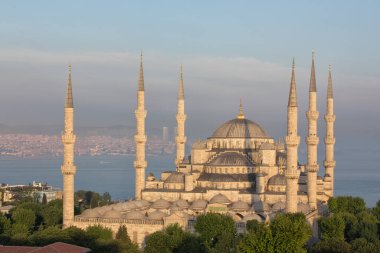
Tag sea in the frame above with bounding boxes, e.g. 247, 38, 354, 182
0, 139, 379, 207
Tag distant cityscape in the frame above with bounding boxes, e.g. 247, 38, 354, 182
0, 126, 177, 158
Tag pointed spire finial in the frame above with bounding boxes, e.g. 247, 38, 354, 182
178, 64, 184, 100
65, 64, 74, 108
288, 58, 297, 107
327, 64, 333, 99
138, 52, 144, 91
237, 99, 245, 119
310, 50, 317, 92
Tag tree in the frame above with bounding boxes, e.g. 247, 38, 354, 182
238, 225, 274, 253
355, 211, 379, 243
11, 208, 36, 231
29, 226, 71, 246
328, 196, 366, 215
318, 215, 345, 241
116, 225, 131, 244
100, 192, 112, 206
194, 213, 237, 253
144, 231, 171, 253
0, 213, 11, 235
270, 213, 311, 253
174, 233, 204, 253
336, 212, 358, 241
42, 193, 47, 204
351, 238, 380, 253
86, 225, 113, 241
64, 226, 93, 248
309, 238, 351, 253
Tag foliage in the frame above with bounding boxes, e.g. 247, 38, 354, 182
350, 238, 380, 253
194, 213, 237, 253
238, 224, 273, 253
318, 214, 345, 241
328, 196, 366, 215
355, 211, 379, 243
29, 226, 71, 246
0, 213, 11, 235
11, 208, 36, 231
173, 232, 204, 253
335, 212, 358, 241
309, 238, 352, 253
86, 225, 113, 241
270, 213, 311, 253
144, 231, 171, 253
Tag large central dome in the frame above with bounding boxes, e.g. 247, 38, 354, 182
211, 118, 267, 138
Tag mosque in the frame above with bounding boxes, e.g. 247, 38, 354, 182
60, 53, 336, 246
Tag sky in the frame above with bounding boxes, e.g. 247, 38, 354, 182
0, 0, 379, 144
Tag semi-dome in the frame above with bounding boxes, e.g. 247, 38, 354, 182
243, 213, 264, 222
125, 210, 145, 220
268, 174, 286, 186
207, 152, 254, 166
173, 199, 189, 209
102, 209, 123, 219
272, 201, 286, 212
211, 118, 267, 138
152, 199, 171, 209
252, 202, 270, 213
209, 194, 231, 205
230, 200, 250, 211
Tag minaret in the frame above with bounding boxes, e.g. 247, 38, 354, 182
306, 51, 320, 209
285, 59, 300, 213
175, 65, 187, 167
61, 65, 77, 228
134, 53, 147, 200
324, 65, 336, 196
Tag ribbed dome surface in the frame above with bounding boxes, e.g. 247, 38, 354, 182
190, 200, 208, 210
152, 199, 171, 209
209, 194, 231, 205
148, 210, 168, 220
230, 201, 250, 211
81, 209, 100, 218
268, 174, 286, 186
207, 152, 254, 166
125, 210, 145, 220
272, 201, 286, 212
165, 172, 184, 183
102, 209, 123, 219
173, 199, 189, 209
211, 118, 267, 138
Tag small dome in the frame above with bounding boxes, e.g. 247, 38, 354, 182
211, 118, 267, 138
148, 210, 168, 220
209, 194, 231, 205
147, 172, 156, 181
268, 174, 286, 186
102, 209, 123, 219
297, 202, 311, 214
125, 210, 145, 220
134, 200, 151, 209
152, 199, 171, 209
112, 203, 124, 212
173, 199, 189, 209
81, 209, 100, 218
165, 172, 185, 183
243, 213, 263, 222
230, 201, 250, 211
190, 199, 208, 210
252, 202, 270, 212
272, 201, 286, 212
207, 152, 254, 166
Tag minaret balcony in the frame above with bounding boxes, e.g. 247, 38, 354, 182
306, 136, 319, 145
176, 136, 187, 143
324, 115, 336, 122
324, 137, 336, 145
61, 133, 76, 144
306, 111, 319, 121
61, 164, 77, 175
134, 160, 147, 169
134, 135, 147, 143
324, 160, 336, 168
135, 110, 147, 118
176, 114, 187, 121
285, 135, 300, 146
306, 164, 319, 172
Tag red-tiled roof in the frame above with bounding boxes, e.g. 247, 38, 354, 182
0, 242, 90, 253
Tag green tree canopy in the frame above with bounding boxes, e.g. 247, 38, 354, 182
11, 208, 36, 231
310, 238, 352, 253
86, 225, 113, 241
318, 214, 345, 241
328, 196, 366, 215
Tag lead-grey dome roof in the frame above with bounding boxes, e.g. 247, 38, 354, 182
207, 152, 254, 166
211, 118, 267, 138
268, 174, 286, 186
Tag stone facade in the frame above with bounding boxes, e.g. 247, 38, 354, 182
63, 54, 336, 246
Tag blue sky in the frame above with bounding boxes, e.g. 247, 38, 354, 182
0, 1, 379, 142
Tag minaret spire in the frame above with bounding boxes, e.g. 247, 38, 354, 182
306, 50, 320, 209
61, 65, 77, 228
324, 65, 336, 196
237, 99, 245, 119
134, 54, 148, 200
285, 59, 300, 213
175, 64, 187, 167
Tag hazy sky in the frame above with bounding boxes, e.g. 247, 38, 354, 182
0, 1, 379, 143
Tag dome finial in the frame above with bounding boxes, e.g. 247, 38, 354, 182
237, 99, 245, 119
